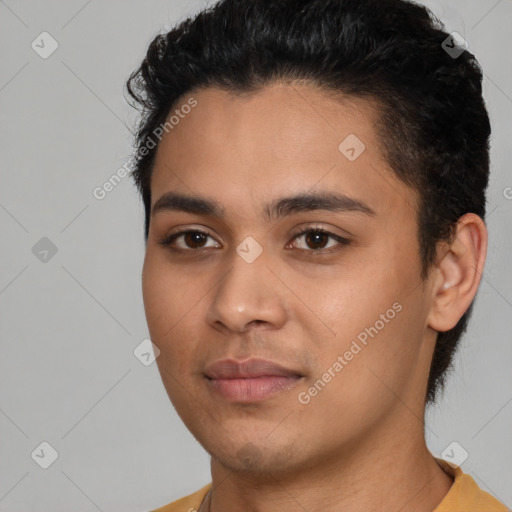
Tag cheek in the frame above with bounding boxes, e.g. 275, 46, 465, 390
142, 252, 190, 364
305, 259, 401, 345
300, 247, 422, 403
293, 304, 416, 443
141, 254, 168, 337
142, 250, 197, 335
142, 250, 213, 377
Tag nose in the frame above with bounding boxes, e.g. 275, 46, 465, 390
205, 248, 287, 334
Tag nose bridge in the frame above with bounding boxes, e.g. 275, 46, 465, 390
206, 241, 287, 332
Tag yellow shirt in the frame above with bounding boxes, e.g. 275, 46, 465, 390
150, 458, 509, 512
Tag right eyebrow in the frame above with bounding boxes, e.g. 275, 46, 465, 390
151, 190, 376, 222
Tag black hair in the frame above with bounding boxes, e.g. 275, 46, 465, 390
126, 0, 491, 405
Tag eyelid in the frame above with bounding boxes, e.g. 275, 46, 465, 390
158, 224, 351, 253
289, 223, 352, 240
287, 225, 351, 252
158, 226, 217, 249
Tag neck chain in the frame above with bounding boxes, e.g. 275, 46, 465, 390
199, 488, 212, 512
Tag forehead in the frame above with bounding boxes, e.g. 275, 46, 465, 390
150, 83, 417, 221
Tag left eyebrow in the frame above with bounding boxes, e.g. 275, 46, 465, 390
151, 190, 376, 221
264, 191, 376, 221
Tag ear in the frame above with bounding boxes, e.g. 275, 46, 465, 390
427, 213, 488, 332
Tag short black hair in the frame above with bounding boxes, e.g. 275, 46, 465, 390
126, 0, 491, 405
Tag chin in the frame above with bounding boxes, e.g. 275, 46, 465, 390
206, 436, 306, 477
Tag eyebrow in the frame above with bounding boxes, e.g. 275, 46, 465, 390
151, 190, 376, 221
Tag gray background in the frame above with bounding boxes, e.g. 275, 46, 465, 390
0, 0, 510, 510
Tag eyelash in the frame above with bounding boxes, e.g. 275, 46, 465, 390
158, 226, 351, 256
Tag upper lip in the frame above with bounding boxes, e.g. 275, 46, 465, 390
204, 358, 303, 379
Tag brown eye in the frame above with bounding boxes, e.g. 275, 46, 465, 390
182, 231, 208, 249
159, 230, 219, 251
303, 231, 330, 250
290, 228, 351, 253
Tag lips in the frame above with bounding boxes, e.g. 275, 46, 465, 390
204, 358, 304, 402
205, 358, 303, 379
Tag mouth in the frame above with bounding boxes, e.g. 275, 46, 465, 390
204, 358, 305, 403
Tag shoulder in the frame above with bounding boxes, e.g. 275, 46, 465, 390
149, 483, 212, 512
450, 472, 509, 511
435, 458, 510, 511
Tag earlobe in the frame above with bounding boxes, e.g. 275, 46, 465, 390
427, 213, 488, 332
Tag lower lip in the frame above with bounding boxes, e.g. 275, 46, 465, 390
207, 376, 302, 402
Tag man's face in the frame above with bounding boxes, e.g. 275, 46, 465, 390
142, 83, 434, 476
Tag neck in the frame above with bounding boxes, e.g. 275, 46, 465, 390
206, 410, 453, 512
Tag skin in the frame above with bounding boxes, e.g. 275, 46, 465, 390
142, 82, 487, 511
